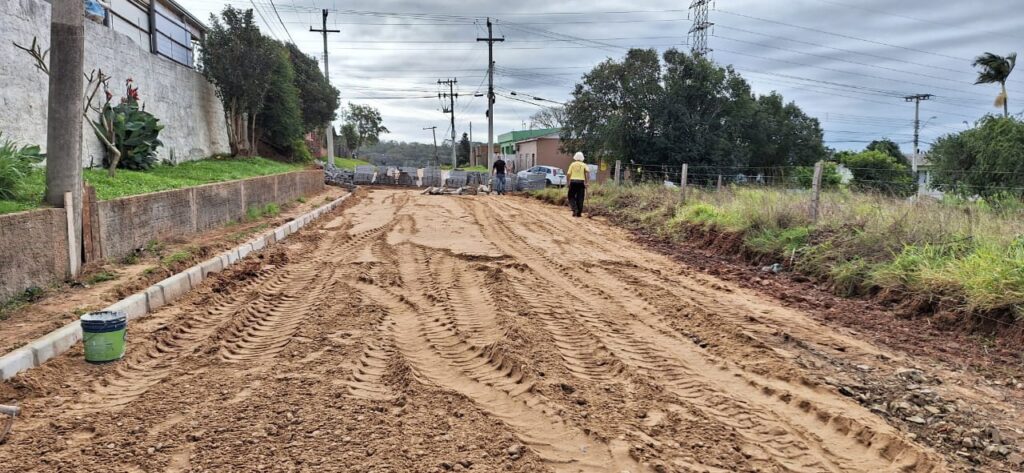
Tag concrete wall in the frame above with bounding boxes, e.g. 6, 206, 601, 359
0, 171, 322, 301
0, 0, 229, 167
0, 209, 69, 300
513, 138, 574, 172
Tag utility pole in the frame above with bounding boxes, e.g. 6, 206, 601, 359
423, 126, 438, 167
48, 0, 85, 278
688, 0, 713, 57
311, 9, 340, 166
438, 78, 458, 169
469, 122, 473, 166
477, 18, 504, 170
904, 94, 932, 174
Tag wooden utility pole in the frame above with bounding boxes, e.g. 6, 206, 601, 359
311, 10, 340, 166
438, 78, 458, 169
477, 18, 504, 170
810, 161, 823, 222
47, 0, 85, 278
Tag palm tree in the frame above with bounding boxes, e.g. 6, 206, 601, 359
973, 52, 1017, 117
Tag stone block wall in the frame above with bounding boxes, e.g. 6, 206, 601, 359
0, 170, 323, 301
0, 209, 69, 301
0, 0, 229, 166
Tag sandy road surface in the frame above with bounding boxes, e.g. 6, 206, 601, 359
0, 189, 955, 472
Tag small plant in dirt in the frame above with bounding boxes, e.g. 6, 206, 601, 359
85, 270, 118, 284
161, 247, 196, 267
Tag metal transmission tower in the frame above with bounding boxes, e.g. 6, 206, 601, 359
688, 0, 713, 57
438, 78, 458, 169
904, 93, 932, 173
477, 17, 504, 170
423, 126, 439, 167
310, 10, 340, 166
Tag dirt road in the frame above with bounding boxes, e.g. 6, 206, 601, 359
4, 188, 1018, 472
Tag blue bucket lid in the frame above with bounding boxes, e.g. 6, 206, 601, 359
80, 310, 127, 323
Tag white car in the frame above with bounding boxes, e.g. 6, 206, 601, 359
517, 165, 566, 187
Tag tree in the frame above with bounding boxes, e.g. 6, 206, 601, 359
457, 132, 471, 166
284, 43, 339, 133
343, 103, 389, 154
866, 138, 904, 162
562, 48, 825, 172
255, 41, 303, 157
838, 150, 915, 197
340, 123, 358, 157
930, 115, 1024, 198
973, 52, 1017, 117
200, 7, 277, 155
529, 108, 566, 129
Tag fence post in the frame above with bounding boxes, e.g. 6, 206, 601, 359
680, 163, 688, 202
716, 174, 722, 192
64, 192, 80, 278
614, 160, 622, 185
810, 160, 823, 222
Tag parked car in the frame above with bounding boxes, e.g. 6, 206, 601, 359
517, 165, 566, 187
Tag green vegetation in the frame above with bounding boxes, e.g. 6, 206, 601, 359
562, 48, 826, 169
246, 203, 280, 221
161, 246, 198, 267
0, 133, 44, 201
972, 51, 1017, 117
94, 79, 164, 175
930, 116, 1024, 198
86, 270, 118, 284
837, 149, 915, 197
334, 157, 372, 170
531, 183, 1024, 321
0, 286, 44, 321
0, 156, 304, 214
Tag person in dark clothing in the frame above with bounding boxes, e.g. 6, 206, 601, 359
566, 152, 588, 217
492, 156, 508, 195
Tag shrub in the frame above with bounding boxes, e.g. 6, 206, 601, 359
94, 79, 164, 173
930, 115, 1024, 198
793, 162, 841, 189
0, 133, 43, 200
256, 43, 304, 156
838, 150, 915, 197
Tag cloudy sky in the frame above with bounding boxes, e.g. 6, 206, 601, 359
179, 0, 1023, 152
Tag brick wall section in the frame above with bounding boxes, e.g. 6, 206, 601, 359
0, 209, 69, 301
0, 171, 322, 301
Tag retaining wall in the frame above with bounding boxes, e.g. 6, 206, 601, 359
0, 0, 229, 166
0, 170, 323, 301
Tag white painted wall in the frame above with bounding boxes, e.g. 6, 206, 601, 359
0, 0, 229, 167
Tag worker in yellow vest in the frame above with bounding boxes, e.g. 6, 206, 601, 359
566, 152, 589, 217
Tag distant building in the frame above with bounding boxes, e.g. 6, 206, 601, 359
497, 128, 574, 172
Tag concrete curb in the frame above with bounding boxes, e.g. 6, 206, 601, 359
0, 192, 350, 380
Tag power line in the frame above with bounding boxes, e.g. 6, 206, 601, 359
267, 0, 295, 44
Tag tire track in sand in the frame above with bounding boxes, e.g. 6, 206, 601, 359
467, 197, 943, 472
356, 277, 643, 473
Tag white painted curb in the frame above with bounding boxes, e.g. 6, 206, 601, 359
0, 193, 350, 380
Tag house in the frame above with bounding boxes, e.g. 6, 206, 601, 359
497, 128, 574, 173
99, 0, 208, 68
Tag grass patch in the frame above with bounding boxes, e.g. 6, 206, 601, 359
160, 246, 197, 267
334, 158, 372, 170
530, 182, 1024, 319
246, 203, 280, 222
0, 286, 45, 321
0, 156, 306, 214
86, 270, 118, 284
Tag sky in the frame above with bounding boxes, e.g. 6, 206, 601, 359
178, 0, 1024, 152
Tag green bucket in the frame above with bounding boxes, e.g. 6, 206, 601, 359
80, 311, 127, 363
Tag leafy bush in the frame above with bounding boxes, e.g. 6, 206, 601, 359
930, 115, 1024, 198
0, 133, 43, 200
838, 150, 915, 197
94, 79, 164, 172
793, 162, 842, 189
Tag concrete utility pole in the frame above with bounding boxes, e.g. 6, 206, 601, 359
438, 78, 458, 169
47, 0, 85, 278
423, 126, 438, 167
311, 10, 340, 166
477, 18, 504, 170
904, 93, 932, 174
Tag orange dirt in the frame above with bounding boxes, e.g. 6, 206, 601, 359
1, 189, 1021, 472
